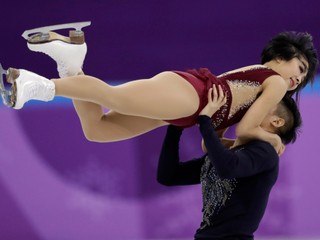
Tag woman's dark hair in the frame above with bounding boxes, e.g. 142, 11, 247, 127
274, 94, 302, 144
261, 31, 319, 101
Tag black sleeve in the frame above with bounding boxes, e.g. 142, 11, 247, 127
198, 115, 279, 179
157, 125, 204, 186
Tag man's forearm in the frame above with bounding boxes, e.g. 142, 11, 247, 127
157, 126, 203, 186
157, 126, 183, 185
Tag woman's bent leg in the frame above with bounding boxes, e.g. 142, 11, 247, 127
54, 71, 200, 120
72, 99, 168, 142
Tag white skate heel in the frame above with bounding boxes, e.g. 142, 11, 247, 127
0, 65, 55, 109
22, 21, 91, 78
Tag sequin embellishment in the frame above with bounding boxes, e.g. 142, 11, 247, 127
200, 156, 237, 229
226, 79, 261, 119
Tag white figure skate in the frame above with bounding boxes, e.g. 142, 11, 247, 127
0, 64, 55, 109
22, 21, 91, 78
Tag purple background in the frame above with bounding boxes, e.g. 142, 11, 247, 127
0, 1, 320, 239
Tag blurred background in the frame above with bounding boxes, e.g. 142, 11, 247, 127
0, 1, 319, 239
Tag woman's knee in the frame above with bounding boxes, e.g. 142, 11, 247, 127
79, 118, 103, 142
82, 126, 100, 142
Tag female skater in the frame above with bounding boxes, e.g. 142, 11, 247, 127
2, 30, 318, 154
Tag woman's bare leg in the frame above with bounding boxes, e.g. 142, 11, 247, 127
53, 71, 200, 120
8, 69, 198, 141
72, 99, 168, 142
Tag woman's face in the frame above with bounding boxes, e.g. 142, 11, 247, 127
275, 57, 309, 91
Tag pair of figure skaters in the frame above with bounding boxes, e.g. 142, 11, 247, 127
0, 22, 318, 239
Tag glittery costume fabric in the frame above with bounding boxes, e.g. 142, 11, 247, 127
165, 67, 279, 129
200, 156, 237, 229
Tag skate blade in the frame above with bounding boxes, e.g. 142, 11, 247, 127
28, 31, 74, 44
22, 21, 91, 41
0, 64, 15, 107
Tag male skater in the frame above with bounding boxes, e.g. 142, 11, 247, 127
157, 87, 301, 240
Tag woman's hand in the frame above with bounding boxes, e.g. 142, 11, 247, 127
271, 134, 286, 156
199, 84, 227, 117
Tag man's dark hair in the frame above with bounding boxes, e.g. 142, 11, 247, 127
274, 94, 302, 144
261, 31, 319, 101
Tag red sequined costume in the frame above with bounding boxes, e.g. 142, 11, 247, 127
165, 67, 280, 129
